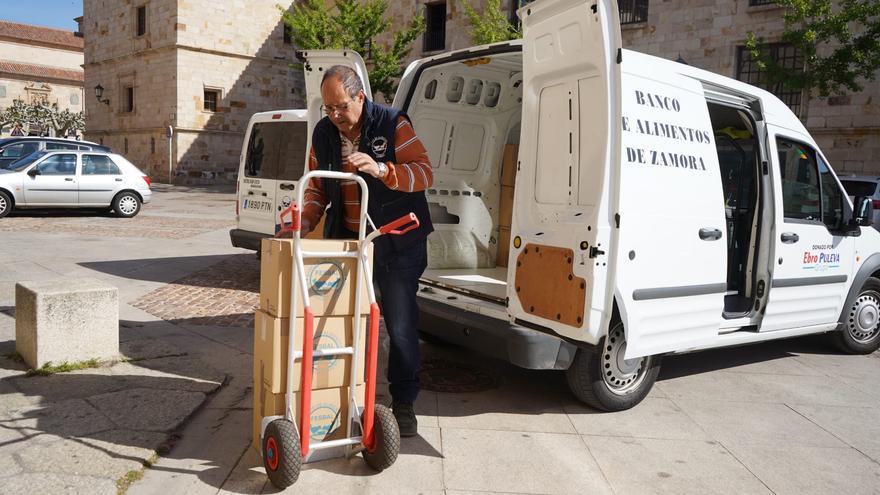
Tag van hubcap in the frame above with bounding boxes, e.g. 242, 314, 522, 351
119, 196, 137, 215
602, 325, 648, 395
848, 292, 880, 343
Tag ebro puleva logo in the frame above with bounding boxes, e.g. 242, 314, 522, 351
803, 247, 841, 271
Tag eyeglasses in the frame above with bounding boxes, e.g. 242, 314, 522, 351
320, 101, 353, 115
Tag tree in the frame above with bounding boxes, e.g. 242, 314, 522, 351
279, 0, 425, 99
746, 0, 880, 97
0, 100, 85, 136
463, 0, 522, 45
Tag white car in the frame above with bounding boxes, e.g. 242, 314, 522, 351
0, 150, 152, 218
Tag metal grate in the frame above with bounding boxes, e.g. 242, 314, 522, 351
749, 0, 776, 6
423, 2, 447, 52
619, 0, 649, 24
736, 44, 804, 115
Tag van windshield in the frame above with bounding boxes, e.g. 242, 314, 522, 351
7, 151, 49, 171
245, 121, 308, 181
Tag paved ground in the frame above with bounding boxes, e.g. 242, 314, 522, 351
1, 186, 879, 495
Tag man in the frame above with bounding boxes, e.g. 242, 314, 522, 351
299, 65, 434, 437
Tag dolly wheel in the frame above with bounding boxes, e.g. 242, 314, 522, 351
362, 404, 400, 471
263, 419, 301, 489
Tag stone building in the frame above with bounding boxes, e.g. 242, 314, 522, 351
0, 20, 85, 136
385, 0, 879, 176
83, 0, 304, 183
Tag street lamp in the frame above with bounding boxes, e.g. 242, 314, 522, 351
94, 84, 109, 105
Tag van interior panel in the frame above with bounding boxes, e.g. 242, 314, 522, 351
514, 243, 586, 327
408, 52, 524, 279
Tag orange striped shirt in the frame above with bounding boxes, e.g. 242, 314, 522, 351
302, 115, 433, 233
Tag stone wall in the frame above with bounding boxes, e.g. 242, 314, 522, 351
0, 41, 84, 71
0, 78, 84, 113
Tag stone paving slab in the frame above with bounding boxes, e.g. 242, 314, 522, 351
583, 436, 773, 495
564, 397, 710, 440
1, 472, 118, 495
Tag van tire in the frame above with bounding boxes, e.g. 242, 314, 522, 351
835, 277, 880, 354
566, 321, 661, 411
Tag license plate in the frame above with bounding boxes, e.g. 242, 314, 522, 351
242, 198, 272, 212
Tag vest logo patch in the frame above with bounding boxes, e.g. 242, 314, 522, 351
370, 136, 388, 158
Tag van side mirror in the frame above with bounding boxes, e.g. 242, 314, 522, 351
854, 196, 873, 227
27, 167, 40, 177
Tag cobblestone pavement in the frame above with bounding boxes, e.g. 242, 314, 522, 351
131, 254, 259, 328
0, 213, 234, 239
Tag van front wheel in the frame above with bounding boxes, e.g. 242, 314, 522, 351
835, 277, 880, 354
566, 321, 661, 411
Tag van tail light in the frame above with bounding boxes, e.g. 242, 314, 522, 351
872, 199, 880, 209
235, 181, 240, 217
142, 175, 151, 187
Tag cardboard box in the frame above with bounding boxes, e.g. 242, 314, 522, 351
501, 144, 518, 187
499, 185, 515, 228
260, 238, 372, 318
252, 383, 366, 454
497, 227, 511, 267
254, 309, 367, 394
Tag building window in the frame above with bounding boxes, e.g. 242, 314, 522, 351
123, 85, 134, 112
136, 5, 147, 37
749, 0, 776, 6
283, 24, 292, 44
204, 89, 220, 112
423, 2, 446, 53
124, 138, 129, 155
70, 93, 79, 105
151, 137, 156, 154
736, 44, 804, 115
619, 0, 649, 24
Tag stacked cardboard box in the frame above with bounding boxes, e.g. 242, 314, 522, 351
253, 238, 372, 453
498, 144, 518, 267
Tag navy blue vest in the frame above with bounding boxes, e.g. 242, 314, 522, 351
311, 99, 434, 261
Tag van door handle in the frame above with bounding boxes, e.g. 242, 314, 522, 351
64, 178, 74, 181
261, 192, 267, 197
115, 178, 123, 182
781, 232, 799, 244
247, 191, 254, 195
279, 183, 295, 191
699, 228, 722, 241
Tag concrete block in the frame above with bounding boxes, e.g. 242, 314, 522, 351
15, 278, 119, 369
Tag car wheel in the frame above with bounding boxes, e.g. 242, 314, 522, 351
834, 277, 880, 354
113, 192, 141, 218
566, 320, 661, 411
0, 190, 11, 218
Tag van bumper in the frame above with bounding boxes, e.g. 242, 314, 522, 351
230, 228, 271, 251
417, 297, 577, 370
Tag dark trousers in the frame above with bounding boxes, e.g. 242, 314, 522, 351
373, 239, 427, 404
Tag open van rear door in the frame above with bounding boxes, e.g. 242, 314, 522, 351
507, 0, 622, 343
300, 50, 372, 132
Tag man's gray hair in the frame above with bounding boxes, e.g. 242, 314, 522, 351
321, 65, 364, 98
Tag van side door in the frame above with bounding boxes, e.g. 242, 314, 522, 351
761, 131, 855, 331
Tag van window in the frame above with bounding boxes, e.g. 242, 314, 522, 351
777, 137, 842, 228
275, 121, 308, 181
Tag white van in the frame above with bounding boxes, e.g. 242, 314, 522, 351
232, 0, 880, 411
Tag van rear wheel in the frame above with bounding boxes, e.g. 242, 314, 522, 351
835, 277, 880, 354
566, 321, 661, 411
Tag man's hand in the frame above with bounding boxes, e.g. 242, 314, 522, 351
348, 152, 383, 178
275, 218, 312, 238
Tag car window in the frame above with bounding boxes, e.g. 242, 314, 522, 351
778, 137, 821, 222
7, 151, 49, 171
82, 155, 121, 175
46, 142, 81, 150
0, 142, 40, 159
35, 154, 78, 176
841, 180, 878, 198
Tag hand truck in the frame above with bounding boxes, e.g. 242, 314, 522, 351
258, 170, 420, 489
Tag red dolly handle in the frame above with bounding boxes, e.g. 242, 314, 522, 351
275, 203, 301, 237
379, 213, 420, 235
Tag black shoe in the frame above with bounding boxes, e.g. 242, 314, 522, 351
392, 401, 418, 437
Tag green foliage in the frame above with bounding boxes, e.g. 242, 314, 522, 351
26, 358, 102, 377
0, 99, 85, 136
279, 0, 426, 99
463, 0, 522, 45
747, 0, 880, 97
